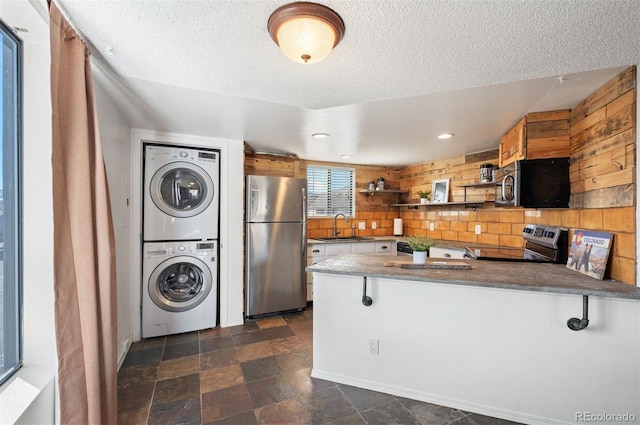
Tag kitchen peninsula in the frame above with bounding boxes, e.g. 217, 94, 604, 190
308, 254, 640, 425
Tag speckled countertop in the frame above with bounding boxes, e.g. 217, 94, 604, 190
307, 254, 640, 300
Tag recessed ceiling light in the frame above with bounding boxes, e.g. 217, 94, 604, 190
312, 133, 330, 139
340, 155, 351, 159
437, 132, 455, 140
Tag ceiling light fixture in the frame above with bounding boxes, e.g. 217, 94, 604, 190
311, 133, 330, 139
268, 2, 345, 64
437, 133, 455, 140
340, 155, 351, 159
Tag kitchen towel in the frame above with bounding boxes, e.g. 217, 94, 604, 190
393, 218, 403, 236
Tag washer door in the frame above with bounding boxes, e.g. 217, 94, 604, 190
149, 256, 212, 312
150, 161, 215, 218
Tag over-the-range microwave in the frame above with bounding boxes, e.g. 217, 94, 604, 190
494, 158, 570, 208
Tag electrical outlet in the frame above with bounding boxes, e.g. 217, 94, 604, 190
429, 222, 435, 231
372, 222, 377, 230
369, 338, 379, 355
475, 224, 482, 235
359, 222, 366, 230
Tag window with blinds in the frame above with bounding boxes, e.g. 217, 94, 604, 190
307, 166, 355, 217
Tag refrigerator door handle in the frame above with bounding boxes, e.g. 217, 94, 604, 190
301, 187, 307, 222
301, 187, 307, 255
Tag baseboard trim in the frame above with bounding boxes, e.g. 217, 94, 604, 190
311, 368, 574, 425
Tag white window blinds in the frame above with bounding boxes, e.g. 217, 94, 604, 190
307, 166, 355, 217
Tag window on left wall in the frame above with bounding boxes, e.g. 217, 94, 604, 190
0, 18, 23, 386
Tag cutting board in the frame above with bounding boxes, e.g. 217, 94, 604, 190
382, 260, 472, 270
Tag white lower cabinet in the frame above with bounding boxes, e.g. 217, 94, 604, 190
306, 240, 395, 301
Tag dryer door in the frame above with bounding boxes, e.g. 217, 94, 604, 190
149, 256, 213, 312
149, 161, 215, 218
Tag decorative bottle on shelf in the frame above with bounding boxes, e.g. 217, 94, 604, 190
368, 181, 376, 191
376, 177, 385, 190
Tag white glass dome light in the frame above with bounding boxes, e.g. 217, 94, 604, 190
268, 2, 345, 65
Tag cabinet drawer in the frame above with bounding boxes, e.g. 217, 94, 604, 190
308, 244, 325, 257
375, 242, 393, 254
325, 243, 352, 256
351, 242, 376, 253
429, 246, 467, 260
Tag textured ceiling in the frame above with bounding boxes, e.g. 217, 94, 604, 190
55, 0, 640, 166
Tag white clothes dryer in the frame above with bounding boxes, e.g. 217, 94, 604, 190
142, 241, 217, 338
143, 144, 220, 241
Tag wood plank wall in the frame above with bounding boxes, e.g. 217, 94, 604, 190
244, 67, 637, 285
569, 66, 636, 208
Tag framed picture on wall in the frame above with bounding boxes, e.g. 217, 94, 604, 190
566, 229, 613, 280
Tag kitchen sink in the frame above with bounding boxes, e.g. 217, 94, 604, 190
312, 237, 376, 242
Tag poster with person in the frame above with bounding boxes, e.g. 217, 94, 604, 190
566, 229, 613, 280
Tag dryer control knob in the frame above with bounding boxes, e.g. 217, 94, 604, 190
178, 245, 186, 252
180, 151, 188, 158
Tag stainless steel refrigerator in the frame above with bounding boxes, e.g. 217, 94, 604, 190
245, 175, 307, 318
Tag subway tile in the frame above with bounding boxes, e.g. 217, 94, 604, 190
477, 210, 499, 222
477, 233, 499, 245
580, 209, 603, 230
487, 222, 511, 235
610, 256, 635, 285
603, 207, 635, 233
499, 210, 525, 223
457, 232, 477, 243
612, 232, 635, 259
434, 221, 449, 231
541, 210, 562, 226
499, 234, 524, 247
450, 221, 467, 232
467, 222, 485, 233
511, 223, 526, 234
561, 210, 580, 228
441, 231, 458, 241
441, 211, 459, 221
458, 210, 476, 221
427, 230, 443, 239
524, 210, 541, 221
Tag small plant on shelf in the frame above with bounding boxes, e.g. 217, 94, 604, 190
405, 234, 437, 252
416, 189, 431, 204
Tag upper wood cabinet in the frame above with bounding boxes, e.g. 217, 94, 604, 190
499, 110, 571, 167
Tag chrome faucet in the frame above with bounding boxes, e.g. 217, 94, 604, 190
333, 213, 349, 238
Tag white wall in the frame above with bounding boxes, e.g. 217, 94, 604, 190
0, 1, 57, 423
312, 273, 640, 425
93, 65, 136, 366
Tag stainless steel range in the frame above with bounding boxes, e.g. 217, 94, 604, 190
465, 224, 569, 263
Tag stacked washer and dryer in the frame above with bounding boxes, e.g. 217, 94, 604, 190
141, 145, 220, 338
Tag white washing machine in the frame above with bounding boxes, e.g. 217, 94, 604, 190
143, 144, 220, 241
142, 241, 217, 338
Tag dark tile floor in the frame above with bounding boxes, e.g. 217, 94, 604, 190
118, 308, 521, 425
